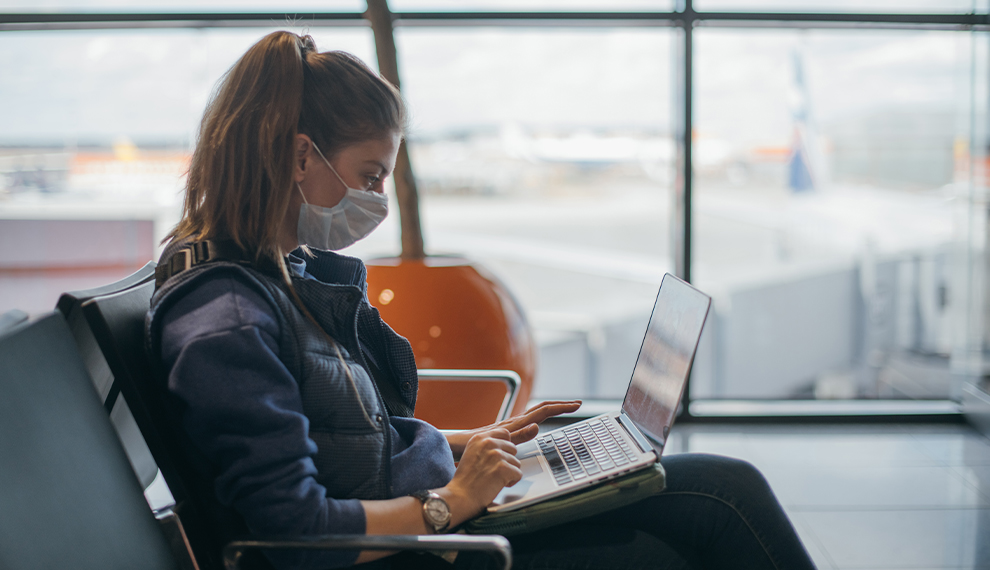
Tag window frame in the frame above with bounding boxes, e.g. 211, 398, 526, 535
3, 2, 984, 421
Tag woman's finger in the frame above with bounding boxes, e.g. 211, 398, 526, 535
508, 422, 539, 444
522, 399, 582, 415
499, 449, 522, 469
502, 401, 581, 430
472, 427, 511, 443
519, 401, 582, 425
492, 437, 518, 456
502, 464, 524, 487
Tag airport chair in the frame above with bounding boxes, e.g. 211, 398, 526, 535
0, 312, 180, 570
416, 369, 520, 429
80, 282, 512, 570
0, 308, 28, 333
56, 261, 159, 489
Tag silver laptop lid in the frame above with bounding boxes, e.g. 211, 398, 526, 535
620, 273, 711, 455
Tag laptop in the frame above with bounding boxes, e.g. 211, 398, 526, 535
488, 273, 711, 513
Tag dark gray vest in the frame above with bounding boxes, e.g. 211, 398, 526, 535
146, 239, 419, 500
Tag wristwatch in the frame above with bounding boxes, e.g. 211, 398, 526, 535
411, 489, 451, 534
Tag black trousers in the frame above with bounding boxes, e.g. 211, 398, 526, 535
387, 453, 816, 570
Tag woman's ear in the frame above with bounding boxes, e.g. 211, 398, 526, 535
294, 134, 314, 183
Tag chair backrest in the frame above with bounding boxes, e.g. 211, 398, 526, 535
0, 312, 179, 570
56, 261, 157, 317
82, 280, 228, 570
57, 261, 159, 489
0, 308, 28, 333
415, 369, 520, 429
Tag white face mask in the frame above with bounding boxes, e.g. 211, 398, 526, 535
296, 143, 389, 251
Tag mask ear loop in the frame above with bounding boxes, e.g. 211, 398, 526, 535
312, 142, 352, 190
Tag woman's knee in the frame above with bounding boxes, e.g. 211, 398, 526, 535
661, 453, 774, 498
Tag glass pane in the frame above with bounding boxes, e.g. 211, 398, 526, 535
0, 27, 374, 313
390, 0, 674, 12
0, 0, 675, 14
957, 34, 990, 419
346, 28, 673, 400
694, 0, 984, 13
0, 0, 365, 13
691, 28, 983, 401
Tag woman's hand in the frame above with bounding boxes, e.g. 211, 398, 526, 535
445, 400, 582, 461
361, 401, 582, 545
361, 428, 519, 559
437, 427, 522, 526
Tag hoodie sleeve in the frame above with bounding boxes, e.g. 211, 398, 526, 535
158, 273, 365, 570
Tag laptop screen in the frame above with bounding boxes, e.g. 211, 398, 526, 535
621, 273, 711, 453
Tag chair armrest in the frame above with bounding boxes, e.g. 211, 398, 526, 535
223, 534, 512, 570
416, 369, 521, 427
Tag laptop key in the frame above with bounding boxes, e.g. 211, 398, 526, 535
588, 443, 612, 467
544, 447, 565, 470
604, 424, 641, 460
542, 445, 573, 483
572, 444, 600, 475
591, 425, 629, 465
556, 443, 585, 478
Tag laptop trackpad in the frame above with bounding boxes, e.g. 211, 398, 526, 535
491, 454, 542, 506
521, 453, 544, 478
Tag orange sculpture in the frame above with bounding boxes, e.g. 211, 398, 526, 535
365, 257, 537, 422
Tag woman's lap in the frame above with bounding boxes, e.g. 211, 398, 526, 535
453, 453, 816, 570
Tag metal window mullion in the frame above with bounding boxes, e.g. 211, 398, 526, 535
1, 11, 987, 32
672, 0, 696, 417
684, 11, 694, 288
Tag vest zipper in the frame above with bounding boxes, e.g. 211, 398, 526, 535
353, 321, 393, 500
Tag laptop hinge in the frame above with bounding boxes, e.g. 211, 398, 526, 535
617, 412, 659, 458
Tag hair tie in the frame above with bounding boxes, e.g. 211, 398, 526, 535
297, 34, 317, 60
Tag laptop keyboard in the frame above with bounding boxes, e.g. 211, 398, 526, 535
535, 418, 642, 486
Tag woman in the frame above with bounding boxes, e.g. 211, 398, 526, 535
146, 31, 816, 570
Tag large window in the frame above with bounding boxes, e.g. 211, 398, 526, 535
1, 3, 987, 411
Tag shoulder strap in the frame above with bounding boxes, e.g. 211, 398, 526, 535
155, 240, 273, 290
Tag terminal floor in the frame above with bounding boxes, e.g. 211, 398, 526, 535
660, 422, 990, 570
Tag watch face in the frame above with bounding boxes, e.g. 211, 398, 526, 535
425, 498, 450, 523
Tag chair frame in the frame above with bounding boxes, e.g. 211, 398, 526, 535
418, 368, 521, 426
223, 535, 512, 570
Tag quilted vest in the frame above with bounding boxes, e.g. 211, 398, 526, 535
146, 238, 419, 501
